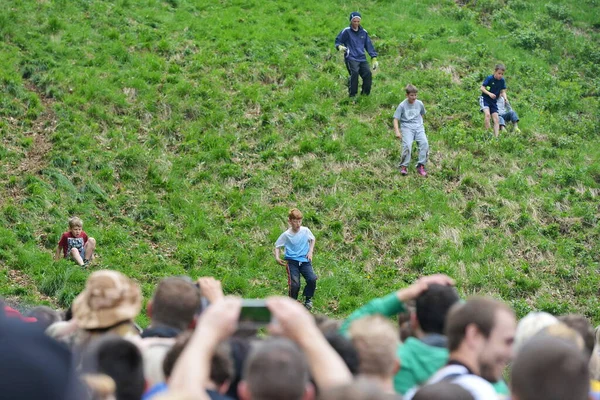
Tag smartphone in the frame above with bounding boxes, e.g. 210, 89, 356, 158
239, 299, 272, 328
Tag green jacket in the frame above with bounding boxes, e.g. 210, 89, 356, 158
339, 292, 448, 394
339, 292, 511, 395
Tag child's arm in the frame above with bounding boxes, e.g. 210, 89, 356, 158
274, 247, 286, 266
480, 85, 496, 99
500, 89, 508, 102
393, 118, 402, 139
307, 238, 315, 262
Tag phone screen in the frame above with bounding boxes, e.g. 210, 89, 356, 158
239, 299, 271, 328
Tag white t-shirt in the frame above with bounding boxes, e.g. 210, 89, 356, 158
404, 364, 498, 400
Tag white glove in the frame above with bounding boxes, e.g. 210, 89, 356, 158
338, 45, 347, 53
372, 58, 379, 70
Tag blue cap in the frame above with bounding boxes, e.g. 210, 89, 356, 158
349, 11, 362, 22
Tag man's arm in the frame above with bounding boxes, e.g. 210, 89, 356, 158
339, 274, 455, 335
267, 297, 352, 389
335, 29, 347, 51
393, 118, 402, 139
168, 297, 241, 399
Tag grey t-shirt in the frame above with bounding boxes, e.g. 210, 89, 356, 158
393, 99, 425, 130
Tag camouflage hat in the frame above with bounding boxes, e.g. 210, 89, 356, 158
73, 270, 142, 330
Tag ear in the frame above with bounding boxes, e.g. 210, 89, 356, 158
302, 382, 316, 400
238, 381, 251, 400
464, 323, 483, 349
393, 357, 401, 374
146, 300, 153, 319
218, 380, 231, 395
410, 312, 420, 331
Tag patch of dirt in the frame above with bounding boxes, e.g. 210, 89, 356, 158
1, 264, 57, 308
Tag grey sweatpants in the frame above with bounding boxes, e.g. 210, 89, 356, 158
400, 127, 429, 167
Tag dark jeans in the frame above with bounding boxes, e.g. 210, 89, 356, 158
286, 260, 317, 300
345, 59, 372, 97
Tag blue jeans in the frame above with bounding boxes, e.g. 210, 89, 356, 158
286, 260, 317, 299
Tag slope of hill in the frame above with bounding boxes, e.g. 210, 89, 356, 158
0, 0, 599, 325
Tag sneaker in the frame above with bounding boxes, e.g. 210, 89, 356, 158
304, 299, 313, 311
83, 259, 90, 267
400, 166, 408, 175
417, 165, 428, 177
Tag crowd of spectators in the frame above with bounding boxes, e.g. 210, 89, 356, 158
2, 270, 599, 400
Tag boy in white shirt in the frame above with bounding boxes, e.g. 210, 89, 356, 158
274, 208, 317, 310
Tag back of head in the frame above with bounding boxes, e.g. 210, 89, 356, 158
26, 305, 62, 330
73, 270, 142, 330
413, 382, 474, 400
558, 314, 595, 358
348, 316, 399, 378
513, 312, 559, 354
226, 336, 252, 400
163, 331, 233, 389
416, 284, 459, 334
242, 338, 310, 400
325, 332, 361, 376
319, 378, 396, 400
151, 277, 201, 331
445, 297, 512, 352
511, 336, 589, 400
81, 335, 145, 400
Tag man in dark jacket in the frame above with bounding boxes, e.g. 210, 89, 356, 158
335, 11, 378, 97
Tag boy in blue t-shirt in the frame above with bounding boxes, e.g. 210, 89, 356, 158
274, 208, 317, 310
480, 63, 508, 138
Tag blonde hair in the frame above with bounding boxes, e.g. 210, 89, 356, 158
348, 315, 400, 378
68, 216, 83, 228
288, 208, 303, 220
514, 312, 559, 354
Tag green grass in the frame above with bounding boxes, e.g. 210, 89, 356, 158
0, 0, 599, 325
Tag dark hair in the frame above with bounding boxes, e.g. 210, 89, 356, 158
81, 335, 145, 400
558, 314, 595, 359
511, 336, 589, 400
163, 331, 233, 387
325, 332, 360, 375
405, 84, 418, 94
413, 382, 475, 400
445, 297, 512, 352
151, 277, 201, 330
416, 284, 460, 334
243, 338, 309, 400
226, 337, 252, 400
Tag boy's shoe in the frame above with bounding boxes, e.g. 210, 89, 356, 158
304, 299, 313, 311
417, 165, 428, 177
83, 259, 90, 267
400, 166, 408, 175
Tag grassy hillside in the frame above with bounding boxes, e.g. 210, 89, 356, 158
0, 0, 599, 325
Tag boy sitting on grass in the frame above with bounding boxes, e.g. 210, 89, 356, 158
55, 216, 96, 267
393, 84, 429, 177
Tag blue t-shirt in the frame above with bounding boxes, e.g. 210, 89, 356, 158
275, 226, 315, 262
481, 75, 506, 100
